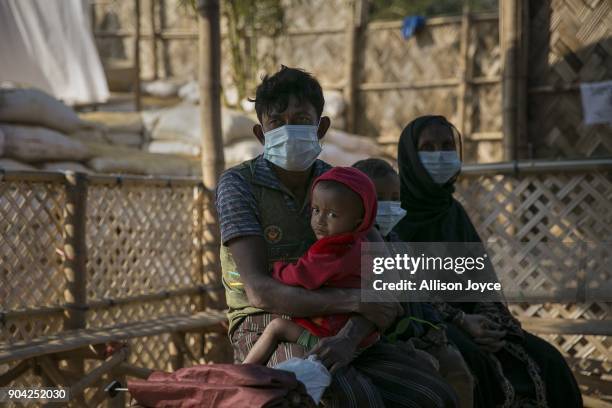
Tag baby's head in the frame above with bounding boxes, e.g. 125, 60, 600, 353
310, 167, 377, 240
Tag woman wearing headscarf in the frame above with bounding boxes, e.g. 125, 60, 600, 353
394, 115, 582, 408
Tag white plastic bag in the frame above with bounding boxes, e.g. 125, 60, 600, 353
274, 355, 332, 404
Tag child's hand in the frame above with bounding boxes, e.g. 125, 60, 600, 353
306, 334, 357, 374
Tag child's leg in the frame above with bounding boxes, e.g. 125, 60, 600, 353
243, 318, 306, 365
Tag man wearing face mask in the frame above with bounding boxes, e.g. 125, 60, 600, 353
216, 67, 459, 407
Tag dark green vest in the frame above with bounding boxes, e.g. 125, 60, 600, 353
221, 158, 318, 334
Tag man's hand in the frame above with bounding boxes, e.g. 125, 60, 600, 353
357, 302, 403, 331
307, 334, 358, 374
460, 313, 506, 352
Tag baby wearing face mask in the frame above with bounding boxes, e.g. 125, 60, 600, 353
243, 167, 380, 367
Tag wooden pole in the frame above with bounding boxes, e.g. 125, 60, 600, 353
150, 0, 159, 80
62, 172, 88, 382
456, 2, 472, 139
344, 0, 368, 134
517, 0, 529, 159
198, 0, 224, 182
197, 0, 230, 363
134, 0, 142, 111
501, 0, 520, 160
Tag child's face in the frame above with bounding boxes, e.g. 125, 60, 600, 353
372, 173, 400, 202
417, 124, 456, 152
310, 183, 364, 240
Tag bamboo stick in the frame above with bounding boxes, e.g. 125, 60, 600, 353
115, 363, 154, 379
197, 0, 230, 363
501, 0, 519, 160
134, 0, 142, 111
150, 0, 158, 80
344, 0, 368, 133
0, 360, 31, 386
70, 347, 129, 397
62, 172, 88, 381
456, 3, 472, 137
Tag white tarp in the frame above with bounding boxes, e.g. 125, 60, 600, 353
0, 0, 109, 105
580, 80, 612, 125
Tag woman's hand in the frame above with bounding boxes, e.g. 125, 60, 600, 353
307, 333, 358, 374
460, 313, 506, 353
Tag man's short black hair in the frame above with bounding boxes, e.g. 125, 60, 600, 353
352, 158, 397, 179
252, 65, 325, 122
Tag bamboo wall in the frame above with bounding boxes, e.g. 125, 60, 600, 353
90, 0, 612, 163
526, 0, 612, 159
90, 0, 503, 163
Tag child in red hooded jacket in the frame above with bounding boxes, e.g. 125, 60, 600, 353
243, 167, 380, 366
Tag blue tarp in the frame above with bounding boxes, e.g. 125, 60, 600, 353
401, 15, 426, 39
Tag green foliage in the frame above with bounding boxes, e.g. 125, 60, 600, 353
222, 0, 284, 105
369, 0, 498, 21
177, 0, 285, 106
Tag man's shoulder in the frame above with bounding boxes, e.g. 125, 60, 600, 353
219, 159, 255, 186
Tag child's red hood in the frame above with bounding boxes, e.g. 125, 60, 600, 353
311, 166, 377, 236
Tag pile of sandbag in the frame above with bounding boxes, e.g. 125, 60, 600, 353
142, 102, 263, 168
0, 87, 202, 176
0, 88, 91, 170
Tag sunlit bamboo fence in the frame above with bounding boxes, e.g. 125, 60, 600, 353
0, 171, 227, 406
457, 158, 612, 403
1, 159, 611, 405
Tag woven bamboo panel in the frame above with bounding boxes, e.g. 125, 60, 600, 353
257, 32, 347, 86
86, 184, 199, 301
0, 181, 66, 310
528, 0, 612, 159
472, 20, 501, 78
361, 24, 461, 83
357, 87, 459, 143
455, 170, 612, 372
281, 0, 349, 31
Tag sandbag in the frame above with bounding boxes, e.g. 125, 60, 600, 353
150, 103, 256, 146
318, 143, 373, 167
178, 80, 199, 104
224, 140, 262, 168
85, 142, 200, 176
147, 140, 200, 156
0, 158, 36, 170
78, 111, 143, 134
325, 129, 381, 156
323, 90, 346, 119
104, 132, 142, 147
0, 88, 84, 133
42, 161, 92, 173
1, 124, 89, 162
142, 80, 180, 98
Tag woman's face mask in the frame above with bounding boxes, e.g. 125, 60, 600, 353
376, 201, 407, 236
418, 151, 461, 184
263, 123, 322, 171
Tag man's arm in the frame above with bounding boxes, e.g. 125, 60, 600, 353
229, 235, 401, 329
228, 235, 360, 316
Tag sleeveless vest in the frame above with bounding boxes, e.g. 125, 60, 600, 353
221, 158, 320, 334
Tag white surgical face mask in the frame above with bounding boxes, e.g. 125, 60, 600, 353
418, 151, 461, 184
263, 124, 322, 171
376, 201, 407, 237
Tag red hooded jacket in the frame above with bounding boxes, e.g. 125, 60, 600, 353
271, 167, 378, 345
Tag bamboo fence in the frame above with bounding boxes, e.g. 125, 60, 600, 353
1, 160, 611, 403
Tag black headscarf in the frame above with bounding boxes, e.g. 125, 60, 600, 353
393, 115, 481, 243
